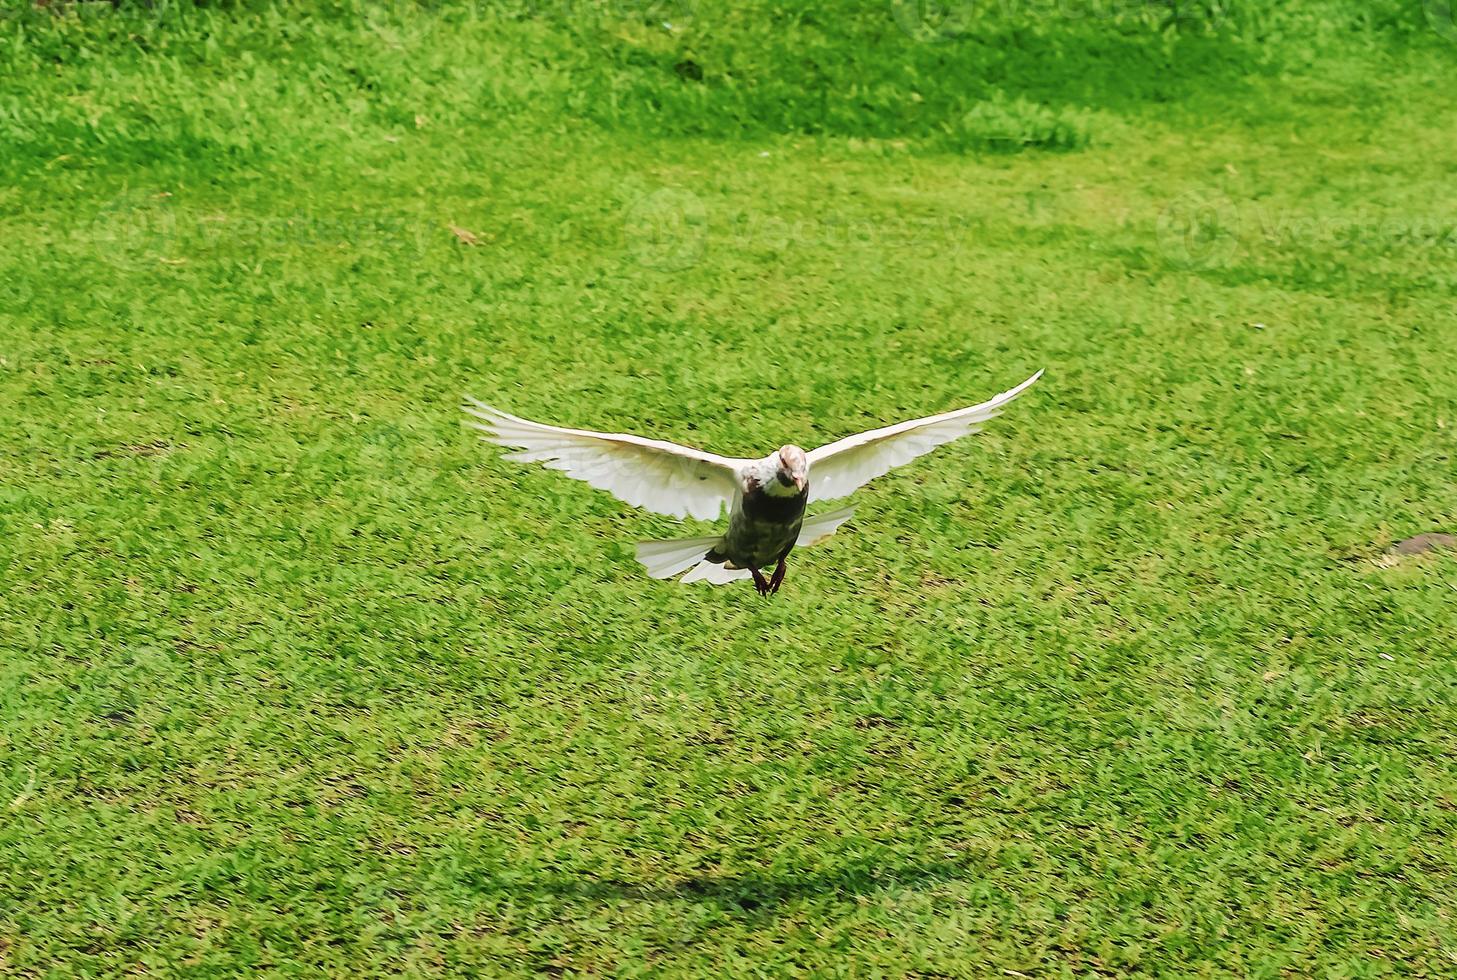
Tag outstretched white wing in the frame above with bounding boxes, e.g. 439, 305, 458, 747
463, 398, 744, 521
806, 371, 1042, 504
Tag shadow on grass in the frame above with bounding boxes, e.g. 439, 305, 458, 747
517, 856, 979, 911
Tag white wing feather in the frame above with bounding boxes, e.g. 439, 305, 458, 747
635, 535, 723, 579
806, 371, 1042, 503
796, 506, 856, 547
463, 398, 744, 521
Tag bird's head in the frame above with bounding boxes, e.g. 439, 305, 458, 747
771, 445, 808, 495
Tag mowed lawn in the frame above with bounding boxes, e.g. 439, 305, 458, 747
2, 1, 1456, 974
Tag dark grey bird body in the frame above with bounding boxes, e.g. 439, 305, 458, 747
708, 478, 809, 571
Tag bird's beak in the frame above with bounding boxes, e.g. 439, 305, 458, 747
794, 474, 807, 492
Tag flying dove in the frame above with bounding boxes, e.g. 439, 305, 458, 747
463, 370, 1041, 594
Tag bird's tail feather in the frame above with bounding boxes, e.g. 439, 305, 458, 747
635, 535, 723, 580
680, 560, 753, 585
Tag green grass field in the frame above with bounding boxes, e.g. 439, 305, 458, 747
3, 1, 1456, 974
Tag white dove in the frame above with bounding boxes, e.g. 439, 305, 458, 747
463, 370, 1041, 595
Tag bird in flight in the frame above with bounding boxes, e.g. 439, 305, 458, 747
463, 371, 1041, 595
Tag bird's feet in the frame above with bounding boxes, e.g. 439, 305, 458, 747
750, 567, 772, 596
769, 558, 787, 594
